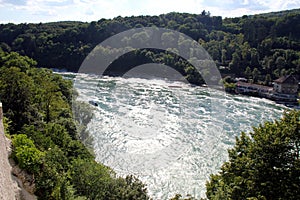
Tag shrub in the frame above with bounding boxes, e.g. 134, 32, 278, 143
12, 134, 44, 174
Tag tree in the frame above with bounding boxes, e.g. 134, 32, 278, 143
30, 68, 70, 123
0, 67, 35, 132
35, 145, 70, 199
264, 73, 272, 86
244, 66, 252, 79
161, 32, 176, 47
275, 56, 286, 70
12, 134, 44, 174
252, 68, 260, 83
229, 52, 241, 74
111, 175, 150, 200
71, 159, 113, 199
250, 48, 259, 67
1, 51, 37, 71
221, 49, 227, 65
206, 110, 300, 200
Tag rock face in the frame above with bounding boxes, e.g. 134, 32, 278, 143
0, 104, 37, 200
0, 106, 20, 199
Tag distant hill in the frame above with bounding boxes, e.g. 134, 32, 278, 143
0, 9, 299, 84
250, 8, 300, 18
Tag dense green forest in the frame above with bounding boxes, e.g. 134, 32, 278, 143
0, 9, 300, 85
0, 48, 149, 199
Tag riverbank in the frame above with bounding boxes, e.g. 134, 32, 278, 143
224, 77, 300, 109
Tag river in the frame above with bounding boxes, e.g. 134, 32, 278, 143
73, 73, 285, 199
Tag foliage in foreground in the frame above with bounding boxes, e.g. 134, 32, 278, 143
206, 110, 300, 200
0, 48, 149, 199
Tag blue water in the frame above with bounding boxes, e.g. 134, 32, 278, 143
73, 74, 285, 199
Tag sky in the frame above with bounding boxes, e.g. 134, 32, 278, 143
0, 0, 300, 24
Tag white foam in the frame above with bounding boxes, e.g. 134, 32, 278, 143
74, 74, 284, 199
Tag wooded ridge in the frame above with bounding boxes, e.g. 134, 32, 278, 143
0, 9, 300, 85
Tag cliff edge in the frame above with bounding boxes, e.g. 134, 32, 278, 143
0, 103, 36, 200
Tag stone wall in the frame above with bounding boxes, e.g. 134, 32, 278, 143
0, 102, 20, 199
0, 103, 36, 200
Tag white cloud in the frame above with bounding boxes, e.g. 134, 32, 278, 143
242, 0, 249, 5
250, 0, 300, 12
0, 0, 299, 23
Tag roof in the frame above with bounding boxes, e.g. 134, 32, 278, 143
236, 81, 273, 90
274, 75, 298, 84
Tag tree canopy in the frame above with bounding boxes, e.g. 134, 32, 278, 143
0, 9, 300, 84
206, 110, 300, 200
0, 48, 149, 199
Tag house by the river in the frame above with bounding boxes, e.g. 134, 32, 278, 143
235, 75, 299, 104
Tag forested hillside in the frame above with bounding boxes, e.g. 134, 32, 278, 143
0, 48, 149, 199
0, 9, 300, 84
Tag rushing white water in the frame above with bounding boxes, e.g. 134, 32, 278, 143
73, 73, 285, 199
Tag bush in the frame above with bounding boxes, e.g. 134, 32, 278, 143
12, 134, 44, 174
